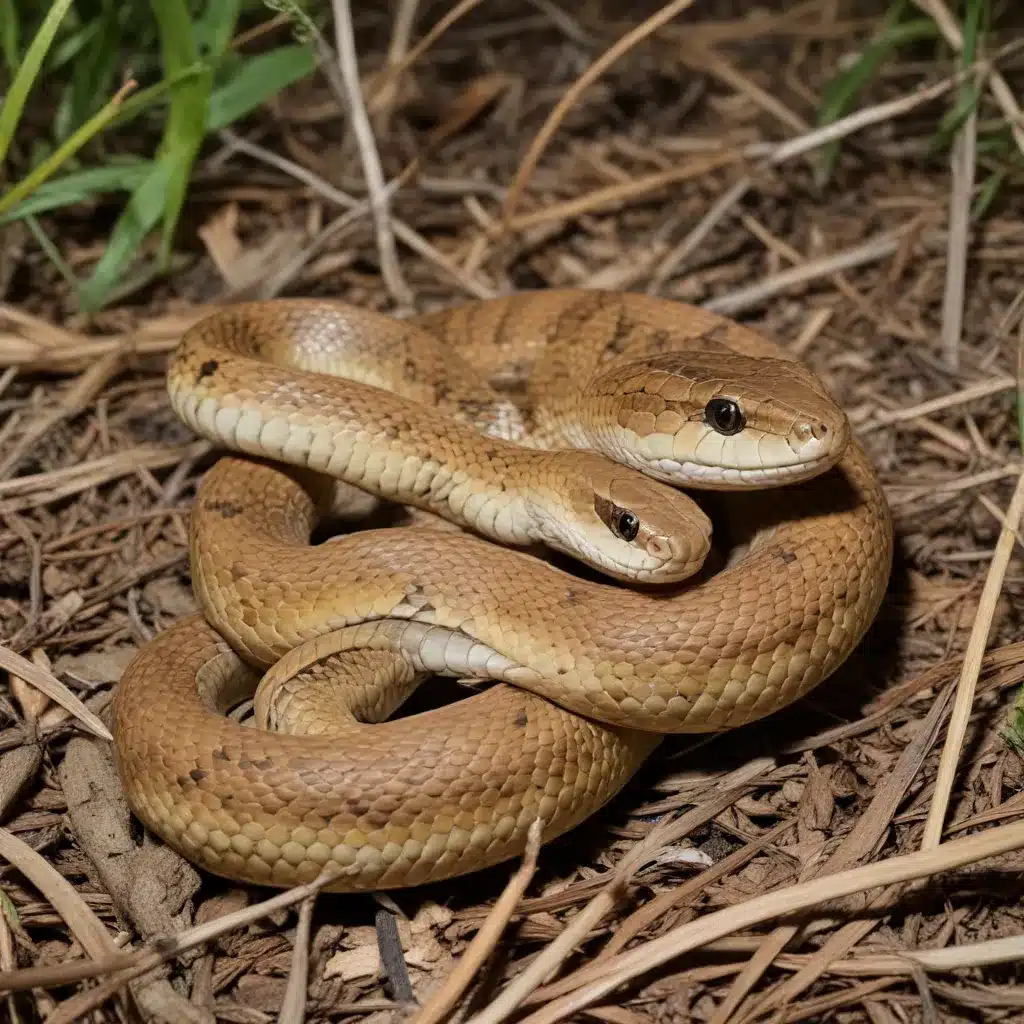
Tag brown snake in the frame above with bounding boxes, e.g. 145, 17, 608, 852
113, 290, 893, 892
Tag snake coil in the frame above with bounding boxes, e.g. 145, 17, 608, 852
113, 290, 892, 892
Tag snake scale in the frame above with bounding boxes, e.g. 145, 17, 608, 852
112, 289, 893, 892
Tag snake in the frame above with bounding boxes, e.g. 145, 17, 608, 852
112, 289, 893, 892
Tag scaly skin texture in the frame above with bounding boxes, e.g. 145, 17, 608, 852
165, 297, 716, 584
112, 290, 893, 892
413, 289, 850, 487
113, 613, 659, 890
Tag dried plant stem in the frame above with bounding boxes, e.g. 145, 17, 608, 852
506, 150, 743, 233
921, 468, 1024, 850
0, 826, 131, 1019
525, 0, 592, 45
785, 931, 1024, 976
679, 44, 809, 134
867, 376, 1016, 427
277, 893, 317, 1024
648, 176, 754, 294
373, 0, 420, 131
725, 683, 957, 1023
0, 348, 123, 480
736, 894, 896, 1024
376, 901, 414, 1003
650, 51, 1014, 294
597, 818, 796, 966
515, 818, 1024, 1024
329, 0, 412, 309
0, 909, 17, 1024
939, 84, 979, 370
468, 886, 624, 1024
0, 824, 118, 959
413, 819, 543, 1024
911, 0, 1024, 158
0, 645, 111, 739
471, 761, 773, 1024
218, 129, 493, 300
369, 0, 484, 109
502, 0, 698, 227
14, 865, 343, 1021
479, 760, 776, 1022
704, 229, 906, 316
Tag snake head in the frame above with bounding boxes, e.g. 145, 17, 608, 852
532, 452, 712, 585
586, 352, 850, 490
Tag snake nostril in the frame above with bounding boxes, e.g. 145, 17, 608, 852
797, 421, 829, 444
647, 537, 671, 561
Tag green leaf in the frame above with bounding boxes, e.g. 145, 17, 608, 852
109, 59, 211, 128
59, 0, 121, 141
47, 11, 103, 72
0, 0, 77, 166
0, 888, 21, 933
0, 0, 19, 76
0, 161, 152, 224
208, 44, 317, 130
77, 155, 174, 311
928, 0, 987, 156
972, 170, 1005, 221
976, 125, 1014, 158
0, 79, 140, 220
194, 0, 244, 57
814, 4, 940, 185
25, 213, 79, 289
819, 2, 907, 119
929, 83, 984, 158
960, 0, 985, 67
147, 0, 215, 267
1007, 650, 1024, 758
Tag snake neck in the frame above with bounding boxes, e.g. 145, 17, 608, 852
168, 358, 577, 552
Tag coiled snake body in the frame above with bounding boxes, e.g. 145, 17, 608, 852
113, 290, 893, 891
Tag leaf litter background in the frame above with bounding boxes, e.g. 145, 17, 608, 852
3, 1, 1024, 1022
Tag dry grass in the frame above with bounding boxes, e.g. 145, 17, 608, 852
3, 1, 1024, 1021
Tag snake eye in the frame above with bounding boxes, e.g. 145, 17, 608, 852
704, 397, 745, 435
615, 510, 640, 542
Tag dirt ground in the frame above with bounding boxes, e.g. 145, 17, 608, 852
3, 1, 1024, 1021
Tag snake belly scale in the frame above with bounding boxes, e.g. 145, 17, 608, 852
113, 289, 893, 891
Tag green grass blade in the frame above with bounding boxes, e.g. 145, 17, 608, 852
960, 0, 985, 66
818, 1, 910, 118
5, 4, 316, 308
815, 7, 939, 185
0, 0, 20, 76
25, 213, 79, 289
931, 78, 983, 150
208, 44, 316, 130
0, 0, 77, 166
1, 37, 315, 226
58, 0, 121, 141
0, 80, 137, 219
148, 0, 214, 266
972, 169, 1005, 220
111, 60, 211, 126
194, 0, 244, 57
0, 161, 152, 223
930, 0, 988, 155
77, 156, 174, 311
47, 12, 110, 72
0, 889, 21, 934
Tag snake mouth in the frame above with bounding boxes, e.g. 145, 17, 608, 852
630, 450, 843, 490
603, 413, 850, 491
